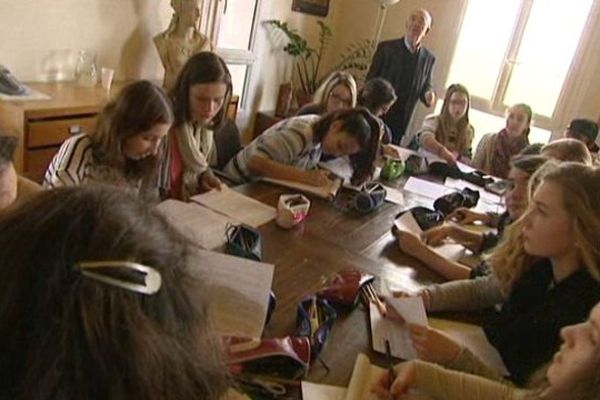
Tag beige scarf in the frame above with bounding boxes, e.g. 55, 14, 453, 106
175, 122, 217, 199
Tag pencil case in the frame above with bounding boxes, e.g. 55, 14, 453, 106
316, 268, 375, 310
225, 223, 263, 262
223, 336, 311, 380
276, 194, 311, 229
295, 296, 337, 361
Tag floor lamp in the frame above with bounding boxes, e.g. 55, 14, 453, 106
372, 0, 401, 51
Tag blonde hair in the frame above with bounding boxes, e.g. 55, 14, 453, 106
312, 71, 357, 111
490, 162, 600, 294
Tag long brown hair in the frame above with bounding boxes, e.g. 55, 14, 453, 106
170, 51, 232, 130
0, 186, 229, 400
490, 162, 600, 294
313, 107, 381, 185
437, 83, 472, 155
91, 80, 173, 183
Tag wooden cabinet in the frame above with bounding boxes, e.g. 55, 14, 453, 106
0, 81, 239, 183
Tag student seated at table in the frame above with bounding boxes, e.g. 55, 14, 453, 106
43, 80, 172, 200
412, 83, 474, 164
159, 52, 236, 199
358, 78, 397, 143
395, 155, 548, 280
563, 118, 599, 159
224, 108, 381, 187
472, 103, 533, 178
0, 135, 41, 211
373, 300, 600, 400
388, 162, 600, 386
0, 186, 229, 400
541, 138, 592, 165
296, 71, 357, 116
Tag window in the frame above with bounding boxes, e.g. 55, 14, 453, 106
446, 0, 594, 145
204, 0, 259, 105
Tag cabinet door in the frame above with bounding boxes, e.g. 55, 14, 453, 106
25, 147, 61, 183
27, 116, 96, 148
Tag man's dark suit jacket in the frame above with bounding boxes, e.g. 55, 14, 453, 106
367, 37, 435, 144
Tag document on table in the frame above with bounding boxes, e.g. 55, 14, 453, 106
185, 248, 274, 339
429, 318, 509, 376
369, 296, 428, 360
403, 176, 453, 199
156, 199, 236, 250
394, 211, 467, 261
191, 186, 276, 228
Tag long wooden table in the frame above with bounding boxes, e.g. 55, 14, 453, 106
235, 181, 450, 387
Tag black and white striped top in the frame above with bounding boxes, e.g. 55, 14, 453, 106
223, 115, 322, 183
43, 134, 94, 188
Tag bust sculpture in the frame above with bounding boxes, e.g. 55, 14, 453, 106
154, 0, 213, 90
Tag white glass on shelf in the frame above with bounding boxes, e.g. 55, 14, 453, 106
75, 50, 97, 87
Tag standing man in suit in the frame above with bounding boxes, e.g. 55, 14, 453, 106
366, 9, 436, 145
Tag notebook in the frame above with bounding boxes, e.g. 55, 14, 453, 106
191, 186, 276, 228
301, 353, 431, 400
262, 176, 343, 200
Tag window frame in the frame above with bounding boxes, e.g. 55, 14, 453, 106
447, 0, 598, 134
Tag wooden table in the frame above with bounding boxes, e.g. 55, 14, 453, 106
235, 181, 448, 387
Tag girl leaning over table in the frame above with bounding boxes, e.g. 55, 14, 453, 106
385, 163, 600, 393
373, 301, 600, 400
223, 108, 381, 188
43, 80, 173, 200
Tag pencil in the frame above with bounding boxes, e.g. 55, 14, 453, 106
385, 340, 396, 390
367, 283, 387, 316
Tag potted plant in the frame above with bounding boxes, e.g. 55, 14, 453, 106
265, 19, 373, 107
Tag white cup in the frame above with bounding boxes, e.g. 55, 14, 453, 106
101, 67, 115, 91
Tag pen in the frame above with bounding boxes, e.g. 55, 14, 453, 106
385, 340, 396, 391
366, 283, 387, 316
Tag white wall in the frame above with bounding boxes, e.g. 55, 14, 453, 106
0, 0, 172, 81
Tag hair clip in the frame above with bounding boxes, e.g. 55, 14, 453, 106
77, 261, 162, 295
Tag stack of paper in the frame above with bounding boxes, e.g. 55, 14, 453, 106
156, 199, 237, 250
185, 248, 274, 339
394, 211, 467, 262
191, 186, 276, 227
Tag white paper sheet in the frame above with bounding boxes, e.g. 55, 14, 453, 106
301, 381, 347, 400
0, 85, 51, 101
394, 212, 467, 262
185, 248, 274, 339
369, 296, 428, 360
429, 318, 509, 376
263, 176, 342, 199
384, 185, 405, 205
156, 199, 236, 250
403, 177, 453, 199
191, 186, 276, 228
319, 157, 354, 180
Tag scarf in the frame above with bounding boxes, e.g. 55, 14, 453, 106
175, 122, 217, 199
490, 129, 529, 178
